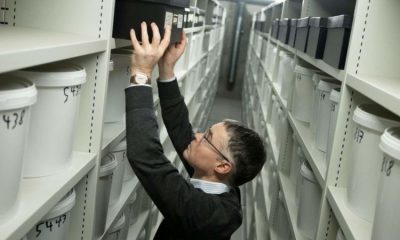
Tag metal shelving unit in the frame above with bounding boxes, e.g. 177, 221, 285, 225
245, 0, 400, 240
0, 0, 226, 239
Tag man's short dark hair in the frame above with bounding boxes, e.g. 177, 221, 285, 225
224, 121, 267, 186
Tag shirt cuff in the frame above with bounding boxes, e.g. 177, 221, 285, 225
158, 76, 176, 83
127, 83, 152, 88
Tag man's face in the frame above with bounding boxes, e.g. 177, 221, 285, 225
183, 122, 232, 175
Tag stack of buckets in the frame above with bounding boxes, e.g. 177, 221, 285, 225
0, 61, 87, 239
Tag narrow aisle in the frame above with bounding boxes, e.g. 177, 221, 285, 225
207, 97, 242, 126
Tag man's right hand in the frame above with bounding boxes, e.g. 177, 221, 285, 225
158, 31, 187, 80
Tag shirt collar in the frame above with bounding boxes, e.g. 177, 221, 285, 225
190, 178, 230, 194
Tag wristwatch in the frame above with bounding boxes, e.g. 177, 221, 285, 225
131, 72, 151, 85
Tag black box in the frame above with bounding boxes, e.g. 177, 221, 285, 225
288, 19, 297, 47
278, 18, 291, 44
271, 19, 280, 39
195, 8, 205, 27
323, 15, 352, 69
113, 0, 190, 43
295, 17, 310, 52
306, 17, 328, 59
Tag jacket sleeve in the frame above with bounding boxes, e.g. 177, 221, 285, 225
125, 86, 241, 238
157, 79, 195, 176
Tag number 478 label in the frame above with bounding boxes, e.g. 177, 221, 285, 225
2, 109, 26, 130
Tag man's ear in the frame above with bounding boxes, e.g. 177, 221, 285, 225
214, 160, 233, 175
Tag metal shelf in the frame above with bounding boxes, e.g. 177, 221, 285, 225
0, 152, 97, 240
0, 26, 107, 74
327, 187, 372, 240
347, 73, 400, 116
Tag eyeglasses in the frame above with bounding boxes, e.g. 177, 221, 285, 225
203, 127, 231, 163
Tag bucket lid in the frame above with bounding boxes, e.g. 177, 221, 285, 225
100, 153, 118, 177
112, 139, 127, 153
42, 189, 76, 221
13, 63, 86, 87
109, 214, 126, 233
300, 161, 316, 182
336, 228, 345, 240
317, 78, 340, 92
380, 127, 400, 160
294, 65, 315, 76
330, 88, 341, 103
0, 75, 37, 111
353, 104, 400, 133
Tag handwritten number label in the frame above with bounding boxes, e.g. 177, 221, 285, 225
354, 127, 364, 144
2, 109, 26, 130
381, 157, 395, 177
34, 214, 68, 237
64, 85, 81, 103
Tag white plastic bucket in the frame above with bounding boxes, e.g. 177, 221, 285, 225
315, 79, 340, 152
326, 88, 341, 162
289, 135, 299, 186
372, 127, 400, 239
105, 51, 131, 123
0, 75, 37, 218
292, 65, 316, 123
297, 161, 321, 239
27, 189, 76, 240
13, 62, 86, 178
347, 104, 400, 222
95, 153, 118, 237
105, 214, 126, 240
310, 73, 331, 135
109, 140, 127, 206
281, 56, 296, 101
277, 191, 290, 240
336, 228, 346, 240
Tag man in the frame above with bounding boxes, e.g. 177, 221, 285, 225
126, 22, 266, 239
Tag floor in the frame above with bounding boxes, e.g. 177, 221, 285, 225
206, 96, 244, 240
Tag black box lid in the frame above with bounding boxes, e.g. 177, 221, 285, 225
327, 15, 353, 29
309, 17, 328, 28
136, 0, 189, 8
279, 18, 291, 26
290, 19, 298, 27
297, 17, 310, 27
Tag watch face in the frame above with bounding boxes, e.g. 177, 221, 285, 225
135, 74, 148, 84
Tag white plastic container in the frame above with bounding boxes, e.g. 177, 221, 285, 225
315, 79, 340, 152
310, 73, 331, 135
105, 214, 126, 240
0, 75, 37, 218
109, 141, 127, 206
95, 153, 118, 237
27, 189, 76, 240
297, 161, 321, 239
347, 104, 400, 222
13, 63, 86, 178
292, 65, 315, 123
120, 194, 136, 239
326, 88, 341, 162
281, 56, 296, 101
336, 228, 346, 240
105, 51, 131, 123
372, 127, 400, 239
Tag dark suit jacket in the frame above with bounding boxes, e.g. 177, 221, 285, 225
125, 80, 242, 240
